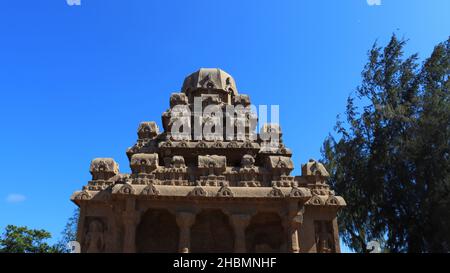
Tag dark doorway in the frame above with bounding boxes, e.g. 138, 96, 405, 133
246, 212, 285, 252
136, 209, 179, 253
190, 209, 234, 253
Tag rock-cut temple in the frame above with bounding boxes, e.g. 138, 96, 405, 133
71, 68, 346, 253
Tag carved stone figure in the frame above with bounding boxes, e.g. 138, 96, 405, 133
198, 155, 226, 176
171, 156, 186, 168
315, 221, 335, 253
84, 219, 105, 253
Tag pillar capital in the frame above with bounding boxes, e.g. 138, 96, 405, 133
293, 214, 303, 224
176, 211, 196, 228
230, 214, 251, 228
230, 214, 251, 253
284, 206, 304, 254
122, 213, 140, 226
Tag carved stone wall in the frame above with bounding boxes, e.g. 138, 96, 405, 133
314, 220, 336, 253
71, 68, 346, 253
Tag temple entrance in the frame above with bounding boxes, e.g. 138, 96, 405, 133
246, 212, 286, 253
190, 209, 234, 253
136, 209, 179, 253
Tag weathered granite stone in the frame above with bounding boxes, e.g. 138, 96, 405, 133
89, 158, 119, 181
182, 68, 238, 96
130, 153, 159, 174
302, 159, 330, 177
71, 68, 345, 253
137, 122, 159, 140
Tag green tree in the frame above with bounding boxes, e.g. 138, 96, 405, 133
322, 35, 449, 253
54, 208, 79, 253
0, 225, 56, 253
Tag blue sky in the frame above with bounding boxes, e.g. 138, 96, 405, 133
0, 0, 448, 252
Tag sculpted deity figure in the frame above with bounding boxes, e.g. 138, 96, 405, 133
84, 220, 105, 253
315, 221, 334, 253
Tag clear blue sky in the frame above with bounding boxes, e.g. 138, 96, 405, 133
0, 0, 448, 252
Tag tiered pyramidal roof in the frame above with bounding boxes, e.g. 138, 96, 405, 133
73, 68, 345, 206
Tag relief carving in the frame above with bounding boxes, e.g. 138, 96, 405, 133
314, 221, 335, 253
267, 187, 284, 197
90, 158, 119, 181
141, 184, 159, 196
72, 68, 346, 253
137, 122, 159, 140
118, 183, 135, 195
198, 155, 226, 176
84, 219, 105, 253
189, 186, 207, 197
217, 186, 234, 197
130, 153, 159, 174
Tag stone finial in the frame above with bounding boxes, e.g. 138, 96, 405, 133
234, 94, 251, 106
170, 93, 188, 108
137, 122, 159, 139
130, 153, 159, 174
182, 68, 238, 96
90, 158, 119, 180
301, 159, 330, 177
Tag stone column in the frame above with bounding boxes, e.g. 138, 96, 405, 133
285, 203, 304, 253
287, 214, 303, 253
122, 199, 140, 253
332, 217, 341, 253
230, 214, 251, 253
176, 212, 196, 253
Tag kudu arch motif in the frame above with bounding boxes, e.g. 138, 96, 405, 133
71, 68, 346, 253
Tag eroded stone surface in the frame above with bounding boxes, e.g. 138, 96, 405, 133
71, 68, 345, 253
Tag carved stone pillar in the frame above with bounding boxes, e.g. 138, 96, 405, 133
122, 199, 140, 253
176, 212, 196, 253
230, 214, 251, 253
287, 214, 303, 253
332, 217, 341, 253
285, 203, 304, 253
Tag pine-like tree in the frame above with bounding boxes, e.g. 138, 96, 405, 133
322, 35, 449, 253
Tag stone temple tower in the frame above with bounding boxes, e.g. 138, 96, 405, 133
71, 68, 346, 253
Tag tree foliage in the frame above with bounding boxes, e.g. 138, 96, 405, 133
322, 35, 449, 253
54, 208, 79, 253
0, 209, 79, 253
0, 225, 56, 253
